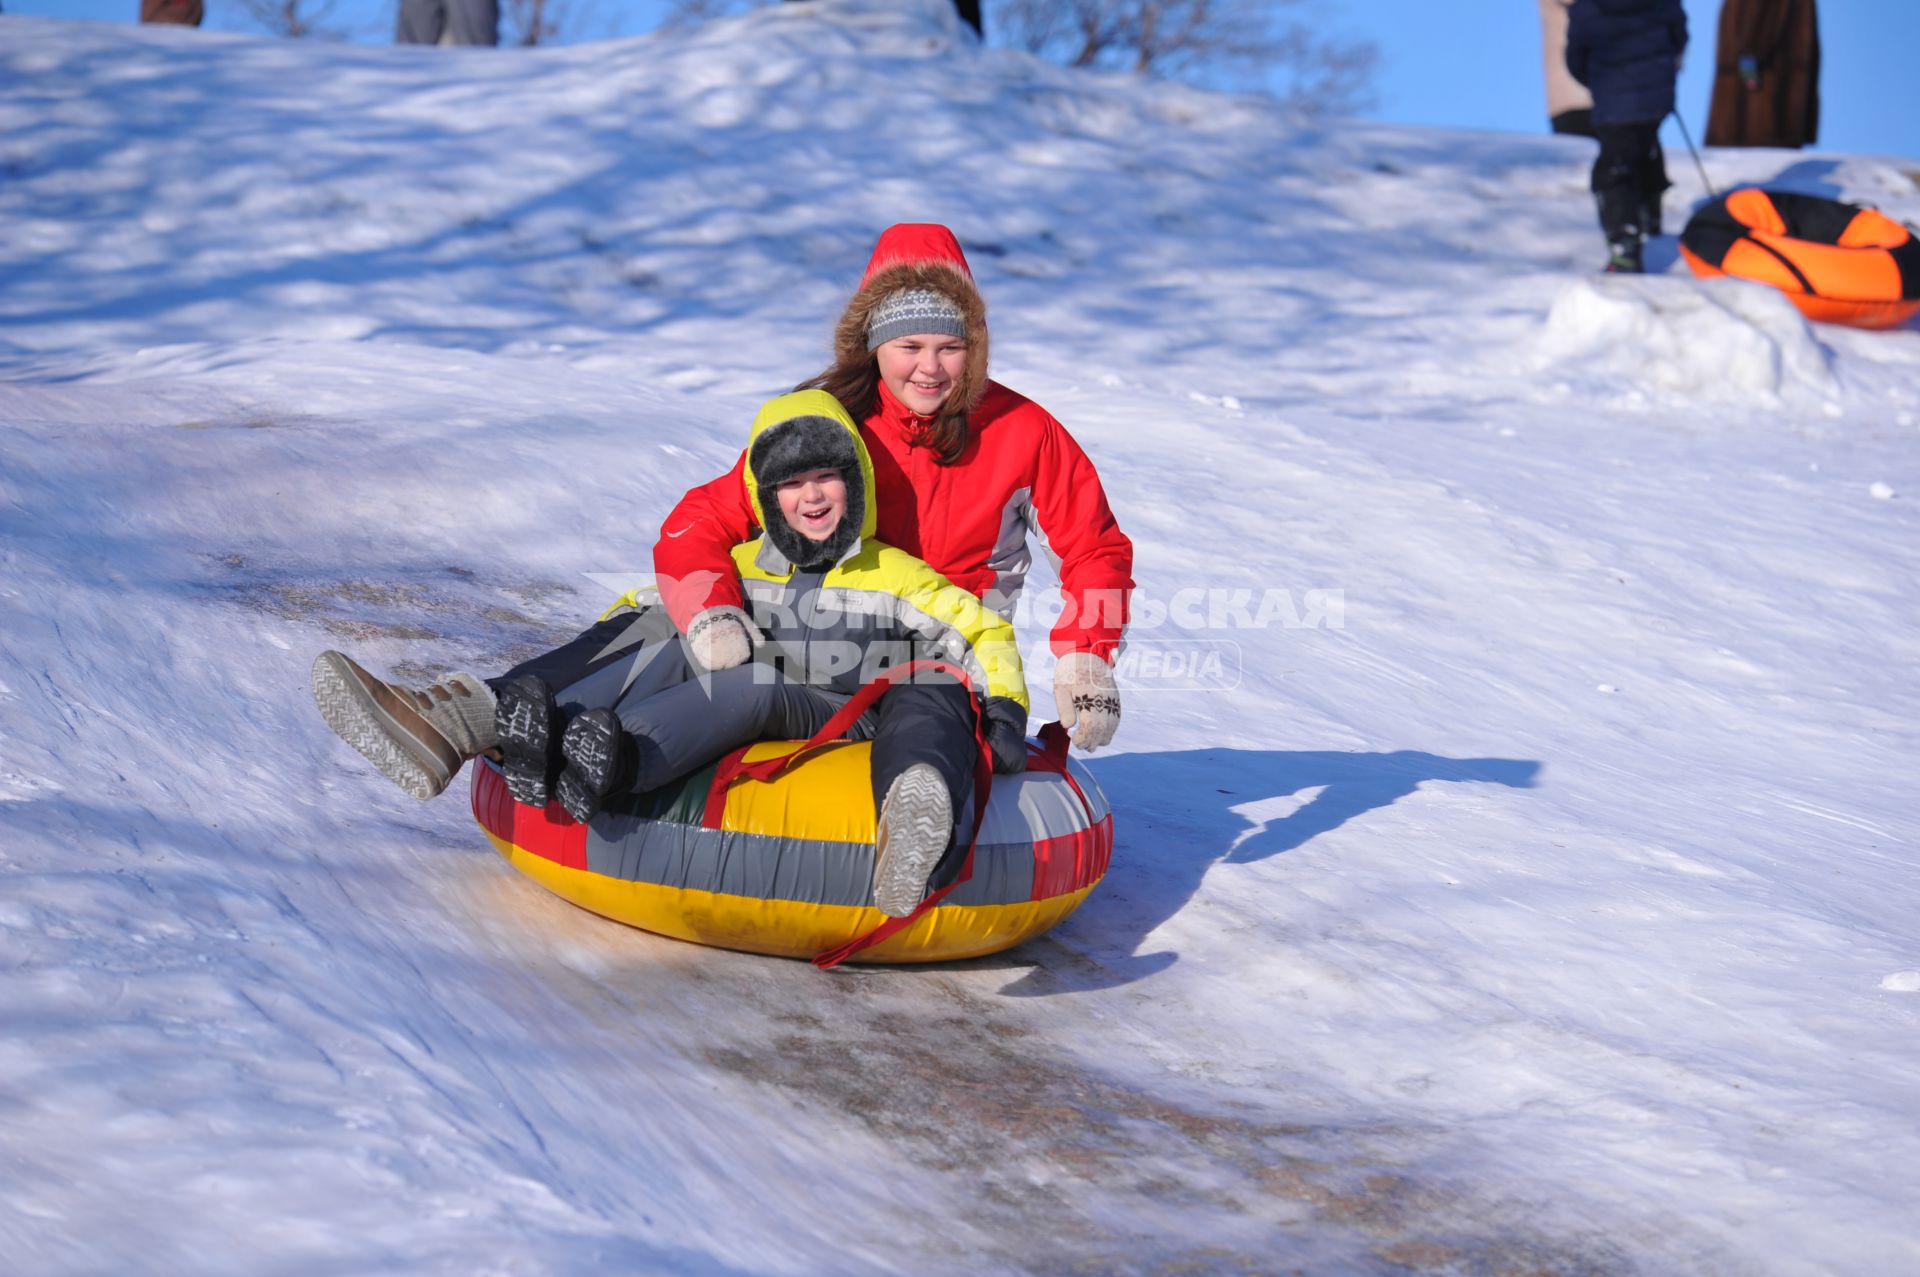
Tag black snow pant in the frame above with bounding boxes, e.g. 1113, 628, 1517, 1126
498, 612, 984, 879
1591, 121, 1670, 240
1551, 107, 1596, 138
495, 608, 867, 797
396, 0, 498, 46
492, 610, 670, 698
557, 636, 867, 796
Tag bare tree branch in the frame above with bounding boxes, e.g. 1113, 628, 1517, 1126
233, 0, 342, 38
996, 0, 1377, 115
661, 0, 755, 31
505, 0, 560, 45
659, 0, 1377, 116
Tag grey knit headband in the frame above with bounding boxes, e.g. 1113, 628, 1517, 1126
866, 287, 967, 351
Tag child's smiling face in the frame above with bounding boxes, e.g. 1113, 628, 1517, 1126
774, 468, 849, 543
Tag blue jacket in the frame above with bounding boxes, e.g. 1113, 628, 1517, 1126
1565, 0, 1688, 126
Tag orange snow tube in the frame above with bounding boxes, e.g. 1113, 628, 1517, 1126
1680, 188, 1920, 330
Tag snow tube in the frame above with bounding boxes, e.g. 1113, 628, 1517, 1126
470, 727, 1112, 966
1679, 188, 1920, 330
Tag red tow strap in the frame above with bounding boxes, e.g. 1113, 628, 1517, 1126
813, 721, 1092, 966
809, 722, 992, 969
1025, 719, 1095, 823
693, 659, 995, 969
1029, 718, 1072, 773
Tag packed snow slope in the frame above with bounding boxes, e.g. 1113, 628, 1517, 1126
3, 4, 1918, 1274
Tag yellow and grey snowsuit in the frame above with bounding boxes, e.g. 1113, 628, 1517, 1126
549, 391, 1026, 800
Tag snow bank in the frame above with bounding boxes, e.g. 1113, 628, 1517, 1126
1536, 274, 1839, 406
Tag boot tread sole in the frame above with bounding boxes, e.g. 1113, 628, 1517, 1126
555, 770, 597, 825
312, 651, 453, 801
556, 710, 621, 824
561, 711, 621, 783
496, 678, 555, 808
873, 765, 951, 918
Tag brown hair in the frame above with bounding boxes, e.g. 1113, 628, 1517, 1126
798, 261, 989, 465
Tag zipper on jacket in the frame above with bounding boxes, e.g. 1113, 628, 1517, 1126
791, 568, 826, 683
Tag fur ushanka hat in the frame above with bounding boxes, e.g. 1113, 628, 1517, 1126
746, 392, 871, 570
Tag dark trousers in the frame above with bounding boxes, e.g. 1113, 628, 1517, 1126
496, 609, 864, 796
500, 612, 983, 876
1591, 121, 1670, 240
559, 634, 864, 795
1551, 107, 1596, 138
493, 610, 674, 696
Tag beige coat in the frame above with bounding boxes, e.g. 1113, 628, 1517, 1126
1540, 0, 1595, 125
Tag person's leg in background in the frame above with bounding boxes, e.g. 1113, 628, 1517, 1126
395, 0, 446, 45
1591, 121, 1660, 272
445, 0, 499, 46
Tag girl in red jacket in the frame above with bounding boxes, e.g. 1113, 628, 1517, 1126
652, 224, 1134, 904
308, 226, 1134, 919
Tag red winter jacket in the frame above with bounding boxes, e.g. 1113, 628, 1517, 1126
655, 376, 1134, 661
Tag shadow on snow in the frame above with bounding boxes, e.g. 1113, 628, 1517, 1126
986, 746, 1542, 997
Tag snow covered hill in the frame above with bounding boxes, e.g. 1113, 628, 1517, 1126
2, 3, 1917, 1273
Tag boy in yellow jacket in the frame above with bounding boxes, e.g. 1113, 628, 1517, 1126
315, 391, 1028, 917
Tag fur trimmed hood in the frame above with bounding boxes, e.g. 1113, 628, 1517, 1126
742, 390, 876, 572
834, 243, 989, 415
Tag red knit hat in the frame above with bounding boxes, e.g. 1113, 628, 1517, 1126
859, 223, 974, 289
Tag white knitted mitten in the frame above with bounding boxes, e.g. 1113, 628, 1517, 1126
685, 606, 758, 672
1053, 651, 1121, 752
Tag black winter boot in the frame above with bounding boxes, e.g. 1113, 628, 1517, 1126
1605, 237, 1645, 274
495, 675, 563, 808
555, 708, 636, 824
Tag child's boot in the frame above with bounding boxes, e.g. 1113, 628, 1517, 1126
555, 708, 635, 824
496, 675, 563, 808
1597, 185, 1645, 274
1605, 236, 1645, 274
872, 764, 952, 917
311, 651, 496, 800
